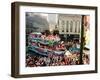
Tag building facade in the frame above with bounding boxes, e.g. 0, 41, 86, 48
57, 14, 82, 41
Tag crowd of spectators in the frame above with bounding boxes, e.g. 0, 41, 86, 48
26, 51, 89, 67
26, 53, 78, 67
26, 30, 90, 67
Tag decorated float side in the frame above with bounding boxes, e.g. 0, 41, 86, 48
27, 32, 66, 56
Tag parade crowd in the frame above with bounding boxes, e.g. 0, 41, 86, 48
26, 30, 90, 67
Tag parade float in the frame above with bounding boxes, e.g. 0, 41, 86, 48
27, 32, 66, 56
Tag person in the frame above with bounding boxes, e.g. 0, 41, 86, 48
42, 31, 52, 40
53, 30, 60, 41
41, 32, 46, 40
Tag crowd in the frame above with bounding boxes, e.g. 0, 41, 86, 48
26, 53, 78, 67
26, 51, 89, 67
26, 30, 90, 67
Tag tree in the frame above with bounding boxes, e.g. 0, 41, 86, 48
26, 13, 49, 33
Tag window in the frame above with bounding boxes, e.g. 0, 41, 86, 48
77, 21, 80, 33
75, 21, 77, 33
61, 20, 65, 32
70, 21, 73, 32
66, 21, 69, 32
